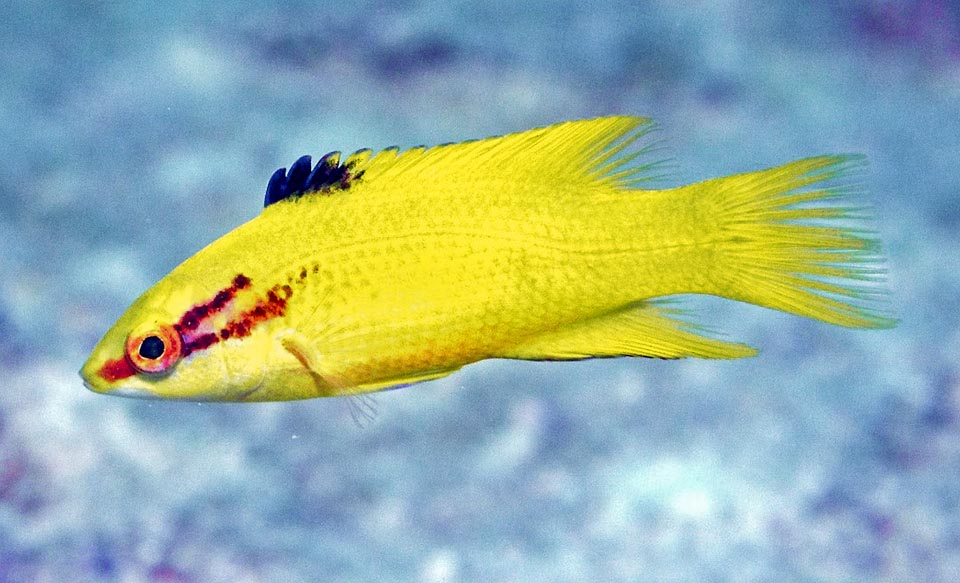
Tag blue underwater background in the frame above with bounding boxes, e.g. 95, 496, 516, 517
2, 2, 959, 581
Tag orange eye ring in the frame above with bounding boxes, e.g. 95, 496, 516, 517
125, 324, 183, 375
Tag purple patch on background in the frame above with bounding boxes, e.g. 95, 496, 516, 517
854, 0, 960, 59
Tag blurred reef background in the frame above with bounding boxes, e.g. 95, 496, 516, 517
2, 1, 959, 581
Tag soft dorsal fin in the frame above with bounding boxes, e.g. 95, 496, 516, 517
357, 116, 663, 191
263, 116, 663, 208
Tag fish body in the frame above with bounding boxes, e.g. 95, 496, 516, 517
80, 117, 893, 401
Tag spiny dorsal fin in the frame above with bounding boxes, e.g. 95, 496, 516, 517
263, 151, 366, 207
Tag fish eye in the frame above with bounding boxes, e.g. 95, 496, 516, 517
139, 335, 165, 359
125, 323, 183, 374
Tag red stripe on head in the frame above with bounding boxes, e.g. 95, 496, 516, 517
170, 273, 292, 359
218, 283, 291, 343
177, 273, 253, 333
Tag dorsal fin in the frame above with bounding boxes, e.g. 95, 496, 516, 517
264, 150, 365, 207
263, 116, 663, 208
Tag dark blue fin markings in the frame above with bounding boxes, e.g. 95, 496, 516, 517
264, 150, 365, 207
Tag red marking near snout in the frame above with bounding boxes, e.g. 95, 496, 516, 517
98, 356, 137, 382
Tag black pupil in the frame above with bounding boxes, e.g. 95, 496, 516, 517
139, 335, 165, 360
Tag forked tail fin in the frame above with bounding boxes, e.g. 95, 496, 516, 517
695, 155, 895, 328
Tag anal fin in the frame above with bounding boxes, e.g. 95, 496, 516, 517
499, 300, 757, 361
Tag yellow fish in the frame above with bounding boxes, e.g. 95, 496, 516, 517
80, 116, 893, 401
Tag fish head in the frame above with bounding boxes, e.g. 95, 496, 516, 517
80, 272, 273, 401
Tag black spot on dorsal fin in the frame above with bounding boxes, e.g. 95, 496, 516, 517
264, 167, 288, 207
264, 150, 363, 208
285, 155, 313, 195
304, 151, 342, 192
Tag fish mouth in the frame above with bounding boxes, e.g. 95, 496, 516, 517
79, 362, 106, 394
81, 375, 160, 400
80, 362, 157, 399
102, 386, 164, 399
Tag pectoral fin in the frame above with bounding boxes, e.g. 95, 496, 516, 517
276, 329, 345, 397
500, 300, 757, 360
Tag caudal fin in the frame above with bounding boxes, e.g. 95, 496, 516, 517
700, 155, 895, 329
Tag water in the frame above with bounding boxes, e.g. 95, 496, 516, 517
2, 2, 957, 581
